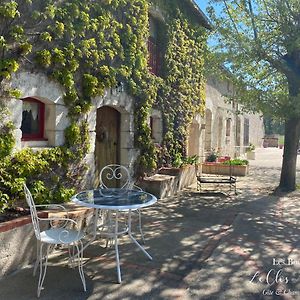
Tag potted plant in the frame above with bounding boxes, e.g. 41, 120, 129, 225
158, 154, 199, 189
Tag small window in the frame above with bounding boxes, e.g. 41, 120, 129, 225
21, 98, 45, 140
148, 16, 161, 76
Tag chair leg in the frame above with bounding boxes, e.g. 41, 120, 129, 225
138, 210, 145, 244
37, 243, 50, 298
68, 245, 75, 268
33, 241, 40, 276
114, 211, 122, 283
75, 241, 86, 292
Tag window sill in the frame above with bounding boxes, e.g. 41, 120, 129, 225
21, 140, 49, 148
21, 138, 48, 141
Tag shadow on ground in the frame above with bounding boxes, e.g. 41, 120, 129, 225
1, 163, 300, 299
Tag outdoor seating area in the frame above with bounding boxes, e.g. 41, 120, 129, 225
1, 0, 299, 298
196, 157, 238, 195
2, 149, 300, 299
22, 164, 157, 297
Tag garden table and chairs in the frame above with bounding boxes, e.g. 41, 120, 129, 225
71, 187, 157, 283
24, 164, 157, 296
71, 164, 157, 283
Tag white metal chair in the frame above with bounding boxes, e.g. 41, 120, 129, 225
23, 183, 86, 297
99, 164, 145, 243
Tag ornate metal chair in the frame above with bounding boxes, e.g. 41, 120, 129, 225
23, 183, 86, 297
99, 164, 145, 243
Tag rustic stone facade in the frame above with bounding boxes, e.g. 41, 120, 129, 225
202, 77, 264, 158
6, 70, 265, 187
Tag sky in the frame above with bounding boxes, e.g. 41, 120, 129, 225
195, 0, 223, 20
195, 0, 210, 13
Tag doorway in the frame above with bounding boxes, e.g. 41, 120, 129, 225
95, 106, 120, 186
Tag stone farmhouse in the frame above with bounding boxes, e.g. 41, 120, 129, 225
1, 0, 264, 193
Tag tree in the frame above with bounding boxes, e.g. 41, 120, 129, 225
207, 0, 300, 191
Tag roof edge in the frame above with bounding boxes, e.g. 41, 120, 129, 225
186, 0, 212, 30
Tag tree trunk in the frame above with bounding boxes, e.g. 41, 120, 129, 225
278, 117, 300, 191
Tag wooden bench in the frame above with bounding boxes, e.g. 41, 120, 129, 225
195, 162, 237, 195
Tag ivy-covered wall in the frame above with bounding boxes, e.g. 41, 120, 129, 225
0, 0, 208, 211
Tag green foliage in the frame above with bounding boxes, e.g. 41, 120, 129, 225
35, 50, 52, 67
206, 151, 218, 162
222, 158, 249, 166
65, 121, 90, 158
172, 154, 199, 167
182, 155, 199, 166
0, 146, 85, 210
158, 11, 207, 165
264, 117, 285, 135
172, 152, 183, 168
0, 59, 19, 79
0, 122, 15, 159
246, 143, 255, 152
207, 0, 300, 191
0, 0, 208, 210
207, 0, 300, 119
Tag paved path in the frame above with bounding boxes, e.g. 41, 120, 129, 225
1, 148, 300, 299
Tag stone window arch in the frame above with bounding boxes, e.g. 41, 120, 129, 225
11, 72, 68, 149
21, 97, 45, 140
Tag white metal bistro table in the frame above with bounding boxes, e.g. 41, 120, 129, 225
71, 188, 157, 283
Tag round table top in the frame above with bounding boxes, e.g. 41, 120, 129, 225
71, 188, 157, 210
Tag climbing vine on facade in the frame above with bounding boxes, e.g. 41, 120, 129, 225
160, 11, 207, 164
0, 0, 207, 210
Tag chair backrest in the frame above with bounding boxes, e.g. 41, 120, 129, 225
23, 184, 41, 240
99, 164, 132, 189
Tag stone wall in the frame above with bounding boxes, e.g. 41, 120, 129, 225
204, 77, 265, 158
11, 71, 67, 148
0, 212, 48, 278
6, 70, 139, 188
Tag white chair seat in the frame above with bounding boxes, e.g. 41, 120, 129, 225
23, 183, 86, 297
40, 228, 84, 244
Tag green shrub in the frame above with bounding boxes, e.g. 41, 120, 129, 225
223, 158, 249, 166
246, 143, 255, 152
0, 122, 15, 159
206, 152, 218, 162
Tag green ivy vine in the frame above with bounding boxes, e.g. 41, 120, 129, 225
0, 0, 207, 211
159, 10, 207, 165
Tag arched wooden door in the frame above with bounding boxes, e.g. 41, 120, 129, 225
95, 106, 120, 186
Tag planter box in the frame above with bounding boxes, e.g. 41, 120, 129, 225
202, 163, 249, 176
0, 211, 48, 278
139, 174, 178, 199
246, 151, 256, 160
0, 205, 93, 278
139, 164, 197, 199
158, 164, 197, 190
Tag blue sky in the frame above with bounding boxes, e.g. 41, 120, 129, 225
195, 0, 223, 19
195, 0, 210, 13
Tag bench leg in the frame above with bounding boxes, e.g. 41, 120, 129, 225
197, 180, 201, 191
